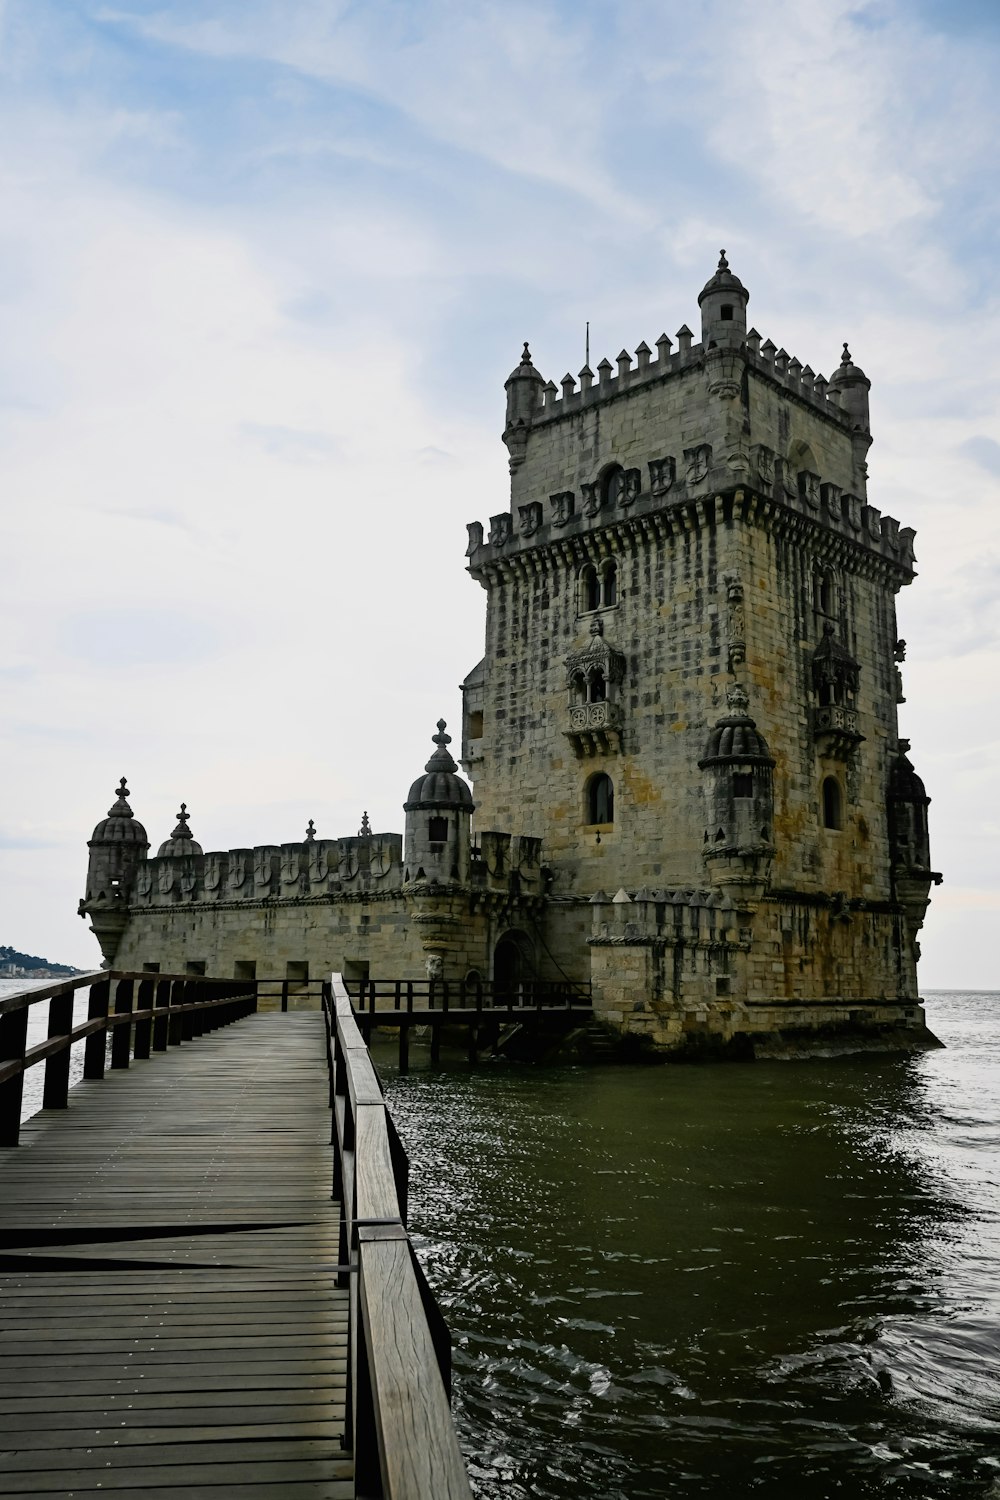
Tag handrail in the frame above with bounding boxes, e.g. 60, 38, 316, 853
351, 974, 591, 1017
323, 973, 473, 1500
0, 970, 257, 1146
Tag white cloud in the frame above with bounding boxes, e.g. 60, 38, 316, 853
1, 0, 999, 985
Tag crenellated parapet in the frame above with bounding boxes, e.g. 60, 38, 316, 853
589, 885, 748, 952
470, 255, 911, 587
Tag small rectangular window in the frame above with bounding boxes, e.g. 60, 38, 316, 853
721, 305, 734, 321
185, 960, 207, 976
234, 960, 256, 980
733, 773, 753, 798
142, 961, 160, 973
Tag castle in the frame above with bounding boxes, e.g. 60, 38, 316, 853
79, 255, 942, 1054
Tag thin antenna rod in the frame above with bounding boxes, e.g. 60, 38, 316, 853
585, 321, 590, 366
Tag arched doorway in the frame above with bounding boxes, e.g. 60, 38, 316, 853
493, 929, 534, 996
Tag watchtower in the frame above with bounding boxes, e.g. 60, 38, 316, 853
463, 254, 940, 1032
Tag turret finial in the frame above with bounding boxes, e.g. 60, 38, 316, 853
305, 818, 316, 843
718, 248, 729, 270
521, 341, 531, 364
107, 778, 134, 817
359, 811, 372, 838
433, 719, 451, 748
169, 803, 192, 839
841, 342, 852, 366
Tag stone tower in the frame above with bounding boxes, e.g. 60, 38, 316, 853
79, 779, 150, 963
463, 253, 941, 1047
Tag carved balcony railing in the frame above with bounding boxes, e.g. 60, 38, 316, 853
564, 700, 623, 756
812, 704, 864, 760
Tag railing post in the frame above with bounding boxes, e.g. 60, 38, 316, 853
110, 978, 134, 1069
42, 987, 75, 1109
0, 1004, 29, 1146
168, 980, 185, 1046
133, 978, 154, 1059
83, 978, 111, 1078
181, 981, 196, 1041
152, 978, 171, 1051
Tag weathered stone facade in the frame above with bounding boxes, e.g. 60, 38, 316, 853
79, 256, 941, 1054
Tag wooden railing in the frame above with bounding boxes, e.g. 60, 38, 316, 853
0, 970, 257, 1147
351, 974, 591, 1017
323, 973, 473, 1500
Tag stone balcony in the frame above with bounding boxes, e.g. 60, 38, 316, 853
564, 700, 623, 757
812, 704, 864, 760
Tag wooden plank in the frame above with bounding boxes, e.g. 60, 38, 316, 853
0, 1013, 352, 1497
358, 1237, 473, 1500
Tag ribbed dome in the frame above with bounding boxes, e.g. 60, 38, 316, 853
828, 341, 868, 388
405, 721, 475, 812
888, 741, 929, 805
699, 687, 775, 767
157, 803, 203, 858
504, 341, 543, 388
90, 778, 149, 847
697, 249, 748, 306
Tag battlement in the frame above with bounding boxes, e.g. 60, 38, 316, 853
481, 256, 898, 579
525, 328, 854, 432
126, 831, 406, 908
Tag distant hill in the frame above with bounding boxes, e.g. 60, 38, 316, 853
0, 945, 80, 977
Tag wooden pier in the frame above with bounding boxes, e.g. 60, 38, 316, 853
0, 972, 472, 1499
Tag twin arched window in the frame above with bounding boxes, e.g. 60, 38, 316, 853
579, 560, 617, 613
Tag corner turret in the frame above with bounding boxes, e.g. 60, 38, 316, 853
698, 250, 749, 351
404, 720, 475, 884
698, 686, 775, 904
503, 342, 545, 471
79, 777, 149, 963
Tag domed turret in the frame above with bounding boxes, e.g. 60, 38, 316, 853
404, 721, 474, 883
503, 342, 545, 471
81, 777, 150, 963
828, 341, 871, 433
90, 777, 149, 849
698, 687, 775, 902
698, 250, 749, 351
887, 739, 932, 874
157, 803, 204, 858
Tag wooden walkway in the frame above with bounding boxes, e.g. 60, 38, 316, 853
0, 1011, 351, 1498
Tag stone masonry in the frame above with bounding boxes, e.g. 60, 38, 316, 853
79, 255, 941, 1055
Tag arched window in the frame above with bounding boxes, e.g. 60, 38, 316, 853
601, 559, 618, 607
822, 777, 842, 830
428, 815, 448, 844
586, 773, 614, 825
570, 673, 587, 706
590, 670, 606, 703
580, 564, 600, 613
813, 565, 836, 617
601, 464, 625, 508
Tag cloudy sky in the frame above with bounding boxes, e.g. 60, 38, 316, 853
1, 0, 998, 986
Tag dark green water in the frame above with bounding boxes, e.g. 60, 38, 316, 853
377, 994, 1000, 1499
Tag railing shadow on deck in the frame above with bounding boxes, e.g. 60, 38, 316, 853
323, 973, 473, 1500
